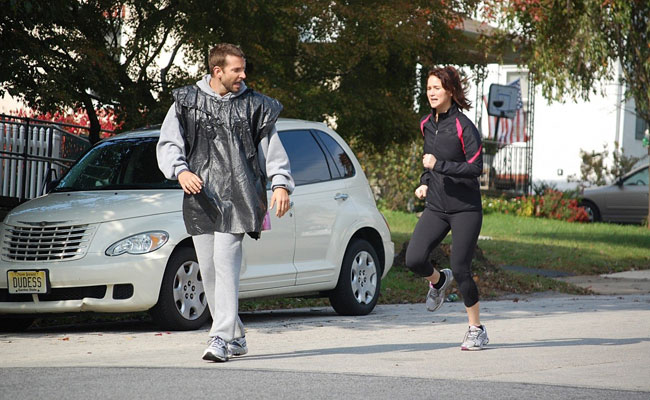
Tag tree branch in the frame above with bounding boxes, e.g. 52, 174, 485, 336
161, 40, 183, 93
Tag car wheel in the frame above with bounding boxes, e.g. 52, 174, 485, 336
149, 247, 210, 330
580, 200, 601, 223
329, 239, 381, 316
0, 317, 35, 332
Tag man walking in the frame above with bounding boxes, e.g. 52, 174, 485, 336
157, 43, 294, 362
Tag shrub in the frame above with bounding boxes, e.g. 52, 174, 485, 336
351, 139, 422, 211
483, 190, 589, 223
567, 142, 641, 188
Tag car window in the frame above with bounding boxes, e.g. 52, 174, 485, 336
313, 130, 355, 179
623, 168, 649, 186
55, 138, 180, 191
278, 130, 332, 186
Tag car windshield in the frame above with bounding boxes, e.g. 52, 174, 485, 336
53, 137, 180, 192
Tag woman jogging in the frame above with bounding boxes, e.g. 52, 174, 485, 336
405, 66, 488, 350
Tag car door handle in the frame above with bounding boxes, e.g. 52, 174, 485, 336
334, 193, 348, 201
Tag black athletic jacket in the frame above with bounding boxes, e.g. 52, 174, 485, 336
419, 103, 483, 213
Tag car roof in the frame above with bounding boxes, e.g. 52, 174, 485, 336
102, 118, 333, 142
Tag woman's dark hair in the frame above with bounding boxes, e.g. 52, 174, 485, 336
427, 66, 471, 110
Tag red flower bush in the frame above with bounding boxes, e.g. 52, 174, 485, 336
9, 108, 121, 139
483, 189, 590, 223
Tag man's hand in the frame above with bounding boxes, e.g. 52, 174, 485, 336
178, 170, 203, 195
270, 187, 290, 217
415, 184, 428, 200
423, 153, 437, 170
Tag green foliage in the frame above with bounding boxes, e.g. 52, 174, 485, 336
610, 143, 643, 182
1, 0, 489, 150
482, 190, 589, 223
567, 142, 642, 187
281, 0, 485, 150
352, 139, 422, 211
0, 0, 192, 142
484, 1, 650, 124
532, 180, 557, 195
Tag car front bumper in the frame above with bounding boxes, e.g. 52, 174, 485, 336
0, 250, 168, 315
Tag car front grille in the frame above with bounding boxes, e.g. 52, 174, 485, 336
1, 224, 97, 261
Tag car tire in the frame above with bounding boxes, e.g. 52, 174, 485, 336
149, 247, 210, 330
0, 317, 35, 332
329, 239, 381, 316
579, 200, 601, 223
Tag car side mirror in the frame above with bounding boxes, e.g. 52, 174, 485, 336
42, 168, 60, 194
45, 178, 61, 194
615, 179, 624, 188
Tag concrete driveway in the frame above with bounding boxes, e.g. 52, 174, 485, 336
1, 293, 649, 399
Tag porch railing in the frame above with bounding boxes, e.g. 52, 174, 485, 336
481, 140, 532, 194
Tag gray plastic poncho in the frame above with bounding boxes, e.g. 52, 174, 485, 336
170, 83, 283, 238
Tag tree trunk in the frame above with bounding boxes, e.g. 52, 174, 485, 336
82, 97, 101, 145
647, 147, 649, 229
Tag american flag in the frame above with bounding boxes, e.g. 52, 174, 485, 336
484, 79, 528, 144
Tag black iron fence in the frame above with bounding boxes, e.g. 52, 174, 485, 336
0, 114, 112, 203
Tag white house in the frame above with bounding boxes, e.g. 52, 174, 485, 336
465, 62, 648, 190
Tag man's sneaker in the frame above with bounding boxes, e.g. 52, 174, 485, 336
425, 268, 453, 312
202, 336, 231, 362
228, 336, 248, 356
461, 325, 489, 351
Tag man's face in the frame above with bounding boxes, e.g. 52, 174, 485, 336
215, 55, 246, 93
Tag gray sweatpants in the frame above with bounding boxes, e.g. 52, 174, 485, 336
192, 232, 245, 341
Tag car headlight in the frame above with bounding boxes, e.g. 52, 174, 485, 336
105, 231, 169, 256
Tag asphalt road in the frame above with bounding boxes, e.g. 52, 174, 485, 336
2, 367, 647, 400
2, 293, 650, 399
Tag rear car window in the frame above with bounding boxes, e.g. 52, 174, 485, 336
313, 129, 355, 179
278, 130, 332, 186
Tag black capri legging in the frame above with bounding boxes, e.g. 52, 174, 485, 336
405, 208, 482, 307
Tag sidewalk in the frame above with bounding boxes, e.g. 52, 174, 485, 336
556, 269, 650, 295
2, 293, 649, 393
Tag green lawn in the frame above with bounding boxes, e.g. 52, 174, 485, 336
480, 214, 650, 274
383, 209, 650, 275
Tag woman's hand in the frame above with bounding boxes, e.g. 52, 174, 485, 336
178, 170, 203, 194
422, 153, 437, 170
415, 185, 428, 200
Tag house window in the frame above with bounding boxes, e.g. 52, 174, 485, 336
635, 115, 648, 140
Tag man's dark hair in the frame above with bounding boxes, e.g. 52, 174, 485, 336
209, 43, 245, 75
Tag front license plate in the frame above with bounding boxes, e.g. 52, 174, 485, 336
7, 270, 50, 294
